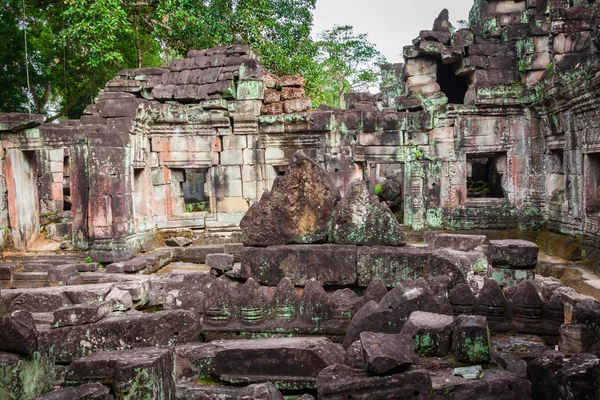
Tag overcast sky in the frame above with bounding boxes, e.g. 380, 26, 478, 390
312, 0, 474, 64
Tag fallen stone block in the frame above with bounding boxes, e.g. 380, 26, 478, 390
36, 383, 112, 399
360, 332, 418, 374
52, 302, 110, 327
105, 288, 133, 312
316, 364, 432, 399
431, 369, 531, 399
487, 240, 538, 269
165, 236, 193, 247
528, 351, 600, 400
176, 342, 224, 381
0, 310, 38, 355
39, 310, 200, 362
559, 323, 594, 354
241, 245, 357, 286
205, 253, 234, 273
453, 315, 491, 363
211, 337, 345, 389
173, 245, 226, 263
65, 347, 175, 400
47, 264, 79, 285
344, 278, 451, 348
0, 351, 56, 400
74, 262, 100, 273
573, 299, 600, 341
176, 382, 284, 400
401, 311, 455, 357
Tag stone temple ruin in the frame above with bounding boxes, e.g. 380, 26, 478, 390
3, 0, 600, 399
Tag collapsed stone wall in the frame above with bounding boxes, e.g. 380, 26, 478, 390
0, 0, 600, 263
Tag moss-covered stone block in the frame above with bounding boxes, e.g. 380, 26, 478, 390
0, 350, 55, 400
453, 315, 491, 364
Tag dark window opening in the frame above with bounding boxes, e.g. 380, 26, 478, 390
275, 166, 286, 176
467, 154, 505, 198
181, 169, 209, 212
585, 154, 600, 214
63, 155, 71, 211
436, 59, 469, 104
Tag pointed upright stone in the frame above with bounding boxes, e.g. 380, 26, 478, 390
328, 181, 406, 246
240, 151, 341, 246
240, 278, 270, 325
301, 279, 333, 323
272, 278, 301, 321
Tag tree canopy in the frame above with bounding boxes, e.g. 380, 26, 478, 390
0, 0, 384, 119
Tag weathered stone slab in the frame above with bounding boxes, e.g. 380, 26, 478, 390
431, 369, 532, 399
1, 284, 114, 313
211, 337, 345, 389
0, 351, 56, 400
37, 383, 112, 400
356, 246, 428, 287
240, 151, 341, 246
176, 382, 284, 400
165, 236, 193, 247
487, 240, 538, 269
65, 347, 175, 400
205, 253, 234, 272
427, 233, 486, 252
52, 302, 110, 327
316, 364, 432, 399
328, 181, 406, 246
40, 310, 200, 362
173, 245, 226, 263
360, 332, 418, 374
401, 311, 455, 357
241, 245, 357, 286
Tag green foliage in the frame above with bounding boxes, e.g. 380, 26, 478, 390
374, 184, 383, 195
314, 25, 386, 108
1, 0, 384, 115
84, 256, 92, 263
185, 201, 210, 213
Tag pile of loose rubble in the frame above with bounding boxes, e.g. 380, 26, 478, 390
2, 152, 600, 400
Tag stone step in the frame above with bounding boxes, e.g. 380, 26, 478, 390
11, 272, 49, 288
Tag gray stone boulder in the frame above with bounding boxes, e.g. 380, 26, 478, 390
240, 151, 341, 246
328, 181, 406, 246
